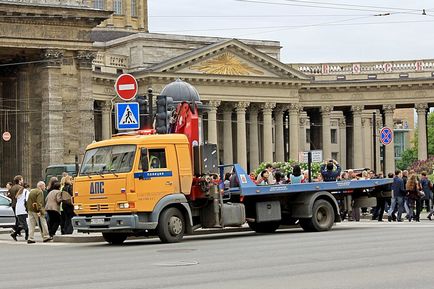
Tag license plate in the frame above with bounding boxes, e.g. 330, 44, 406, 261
90, 218, 105, 225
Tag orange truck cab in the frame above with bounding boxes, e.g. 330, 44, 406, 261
73, 133, 199, 244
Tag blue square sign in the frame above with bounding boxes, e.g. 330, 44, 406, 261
116, 102, 140, 130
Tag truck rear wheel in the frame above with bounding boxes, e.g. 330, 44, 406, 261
157, 207, 185, 243
247, 221, 280, 233
299, 199, 335, 232
102, 233, 127, 245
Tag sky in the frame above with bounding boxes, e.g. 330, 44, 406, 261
148, 0, 434, 63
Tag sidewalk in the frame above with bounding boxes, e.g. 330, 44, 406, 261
0, 211, 432, 243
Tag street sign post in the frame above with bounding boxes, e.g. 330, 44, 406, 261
298, 150, 323, 163
115, 74, 138, 101
116, 102, 140, 130
380, 127, 393, 145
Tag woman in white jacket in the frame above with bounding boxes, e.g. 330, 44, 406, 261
10, 185, 29, 241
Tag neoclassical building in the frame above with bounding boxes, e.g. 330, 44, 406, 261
1, 0, 433, 185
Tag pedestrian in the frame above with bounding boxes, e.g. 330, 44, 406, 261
60, 176, 74, 235
46, 176, 58, 197
274, 171, 285, 184
406, 174, 422, 222
320, 159, 341, 182
419, 171, 433, 216
223, 173, 231, 190
7, 175, 23, 239
45, 181, 62, 237
388, 170, 406, 222
26, 183, 51, 244
10, 184, 30, 241
258, 170, 269, 185
289, 165, 303, 184
257, 164, 275, 184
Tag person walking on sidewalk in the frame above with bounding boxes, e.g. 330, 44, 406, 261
26, 183, 51, 244
10, 185, 29, 241
45, 181, 62, 237
60, 176, 74, 235
388, 170, 406, 222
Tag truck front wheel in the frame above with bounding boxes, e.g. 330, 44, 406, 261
157, 207, 185, 243
102, 233, 127, 245
247, 221, 280, 233
299, 199, 335, 232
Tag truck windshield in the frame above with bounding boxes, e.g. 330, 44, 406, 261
80, 145, 136, 175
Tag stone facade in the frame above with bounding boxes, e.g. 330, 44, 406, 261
1, 0, 433, 186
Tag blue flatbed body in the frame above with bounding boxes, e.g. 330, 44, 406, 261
221, 164, 393, 197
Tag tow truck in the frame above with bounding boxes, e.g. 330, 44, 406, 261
72, 80, 392, 244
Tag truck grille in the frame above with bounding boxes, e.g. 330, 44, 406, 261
88, 204, 111, 211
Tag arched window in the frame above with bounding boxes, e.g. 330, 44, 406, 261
113, 0, 123, 15
131, 0, 138, 17
93, 0, 105, 9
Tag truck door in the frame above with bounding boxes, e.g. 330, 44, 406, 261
134, 145, 179, 212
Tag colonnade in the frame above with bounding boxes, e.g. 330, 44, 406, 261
202, 101, 430, 174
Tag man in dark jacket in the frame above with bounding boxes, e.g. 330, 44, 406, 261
320, 159, 341, 182
7, 175, 23, 240
388, 170, 406, 222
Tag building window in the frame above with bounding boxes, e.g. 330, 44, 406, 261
331, 129, 337, 144
131, 0, 138, 17
94, 0, 105, 9
113, 0, 123, 15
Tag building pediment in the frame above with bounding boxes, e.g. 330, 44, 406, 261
145, 39, 309, 80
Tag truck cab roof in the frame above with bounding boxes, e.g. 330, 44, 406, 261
86, 134, 190, 150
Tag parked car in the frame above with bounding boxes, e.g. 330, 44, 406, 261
0, 188, 8, 197
44, 164, 79, 184
0, 195, 15, 228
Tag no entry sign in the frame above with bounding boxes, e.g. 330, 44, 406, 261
2, 131, 11, 142
115, 74, 138, 101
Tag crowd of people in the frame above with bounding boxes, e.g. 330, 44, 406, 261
237, 159, 434, 222
5, 173, 75, 244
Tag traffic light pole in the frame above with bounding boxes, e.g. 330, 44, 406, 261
147, 88, 153, 129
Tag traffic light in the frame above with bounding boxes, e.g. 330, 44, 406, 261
136, 95, 148, 130
155, 95, 174, 134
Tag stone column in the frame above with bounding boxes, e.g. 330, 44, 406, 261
299, 116, 307, 153
18, 66, 32, 183
249, 104, 260, 171
274, 106, 285, 162
261, 102, 276, 163
288, 104, 300, 160
339, 119, 347, 169
416, 103, 428, 161
362, 117, 372, 169
101, 101, 112, 140
106, 0, 114, 26
223, 103, 234, 165
235, 102, 250, 169
352, 105, 364, 168
383, 104, 395, 174
41, 49, 64, 171
207, 100, 221, 145
321, 105, 333, 160
77, 51, 96, 159
375, 116, 383, 174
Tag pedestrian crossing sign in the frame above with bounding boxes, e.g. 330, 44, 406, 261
116, 102, 140, 130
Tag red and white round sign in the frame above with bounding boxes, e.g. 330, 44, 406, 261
114, 74, 138, 101
2, 131, 11, 142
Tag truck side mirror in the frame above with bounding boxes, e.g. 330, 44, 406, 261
140, 148, 149, 172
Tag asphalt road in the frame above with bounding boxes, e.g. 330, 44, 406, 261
1, 221, 434, 289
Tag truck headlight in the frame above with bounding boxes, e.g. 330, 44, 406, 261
74, 204, 83, 210
118, 202, 129, 209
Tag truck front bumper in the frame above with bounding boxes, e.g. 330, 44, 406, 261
72, 214, 158, 233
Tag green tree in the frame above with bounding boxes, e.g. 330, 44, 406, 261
396, 112, 434, 170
